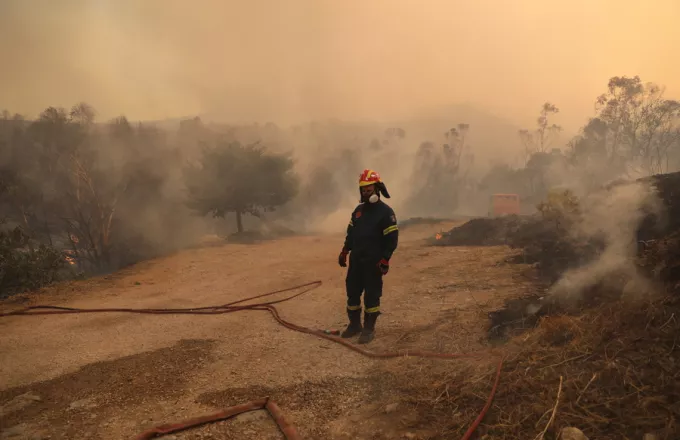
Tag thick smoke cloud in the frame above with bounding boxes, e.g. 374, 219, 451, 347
1, 0, 678, 129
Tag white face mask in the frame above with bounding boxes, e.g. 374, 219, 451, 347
368, 193, 379, 203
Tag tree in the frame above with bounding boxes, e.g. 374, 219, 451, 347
0, 224, 67, 296
525, 149, 567, 197
28, 105, 133, 270
566, 117, 612, 188
384, 127, 406, 140
565, 76, 680, 184
0, 103, 200, 274
443, 123, 472, 176
184, 142, 298, 233
403, 125, 474, 217
2, 102, 246, 291
593, 76, 680, 176
519, 102, 562, 163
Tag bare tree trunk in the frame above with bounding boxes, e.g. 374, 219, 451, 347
236, 211, 243, 233
17, 205, 36, 251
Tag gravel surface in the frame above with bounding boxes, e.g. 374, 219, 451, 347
0, 221, 536, 439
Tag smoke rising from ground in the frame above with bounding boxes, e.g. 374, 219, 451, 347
548, 181, 664, 303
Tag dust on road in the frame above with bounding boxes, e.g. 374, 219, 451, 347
0, 221, 536, 439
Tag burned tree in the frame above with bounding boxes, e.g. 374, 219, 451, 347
0, 102, 204, 283
404, 124, 474, 217
566, 76, 680, 189
443, 123, 472, 178
518, 102, 562, 163
384, 127, 406, 140
593, 76, 680, 176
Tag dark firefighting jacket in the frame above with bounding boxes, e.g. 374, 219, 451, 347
342, 200, 399, 263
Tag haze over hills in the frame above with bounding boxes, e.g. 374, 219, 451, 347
145, 101, 578, 182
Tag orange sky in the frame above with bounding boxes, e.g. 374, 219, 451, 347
1, 0, 678, 132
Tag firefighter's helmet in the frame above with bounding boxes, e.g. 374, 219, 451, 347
359, 169, 381, 186
358, 169, 391, 200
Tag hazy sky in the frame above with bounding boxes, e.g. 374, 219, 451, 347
1, 0, 678, 131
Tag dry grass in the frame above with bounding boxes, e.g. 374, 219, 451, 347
390, 294, 680, 440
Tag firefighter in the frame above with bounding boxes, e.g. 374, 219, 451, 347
337, 169, 399, 344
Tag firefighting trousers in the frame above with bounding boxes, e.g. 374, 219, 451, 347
345, 259, 383, 314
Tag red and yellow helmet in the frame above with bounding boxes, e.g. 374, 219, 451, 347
359, 169, 381, 187
358, 169, 391, 199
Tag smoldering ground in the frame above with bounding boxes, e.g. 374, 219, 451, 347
547, 180, 665, 304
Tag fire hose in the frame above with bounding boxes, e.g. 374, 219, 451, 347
0, 280, 504, 439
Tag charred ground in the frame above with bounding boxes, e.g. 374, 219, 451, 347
430, 171, 680, 439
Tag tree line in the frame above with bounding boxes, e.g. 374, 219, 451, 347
479, 75, 680, 207
1, 74, 678, 295
0, 107, 298, 295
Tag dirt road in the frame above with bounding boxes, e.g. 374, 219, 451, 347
0, 221, 536, 439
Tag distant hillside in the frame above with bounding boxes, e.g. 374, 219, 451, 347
139, 102, 539, 171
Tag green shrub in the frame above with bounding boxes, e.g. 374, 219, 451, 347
0, 227, 69, 297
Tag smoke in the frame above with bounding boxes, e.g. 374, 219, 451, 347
1, 0, 678, 250
1, 1, 678, 128
548, 180, 664, 303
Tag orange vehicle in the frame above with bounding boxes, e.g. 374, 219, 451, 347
488, 193, 521, 217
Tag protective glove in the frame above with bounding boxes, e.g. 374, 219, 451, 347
378, 258, 390, 275
338, 249, 349, 267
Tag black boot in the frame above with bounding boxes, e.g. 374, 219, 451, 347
358, 312, 379, 344
341, 308, 363, 338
